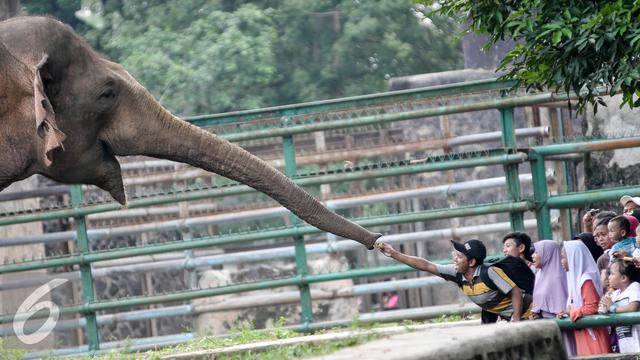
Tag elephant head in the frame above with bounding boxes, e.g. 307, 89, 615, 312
0, 16, 381, 249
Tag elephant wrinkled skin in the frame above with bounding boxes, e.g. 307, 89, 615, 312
0, 16, 381, 249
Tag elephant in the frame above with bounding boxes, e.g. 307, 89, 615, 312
0, 16, 381, 249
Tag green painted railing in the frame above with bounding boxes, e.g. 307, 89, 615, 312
184, 78, 517, 127
1, 78, 639, 355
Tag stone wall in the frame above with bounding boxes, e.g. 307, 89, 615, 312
195, 254, 357, 334
584, 95, 640, 196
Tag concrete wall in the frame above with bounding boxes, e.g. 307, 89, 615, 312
584, 95, 640, 194
310, 320, 567, 360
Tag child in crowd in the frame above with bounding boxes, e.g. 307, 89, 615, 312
560, 241, 610, 356
530, 240, 576, 356
502, 232, 534, 267
609, 215, 636, 262
601, 260, 640, 353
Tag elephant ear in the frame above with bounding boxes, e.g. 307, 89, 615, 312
34, 54, 66, 166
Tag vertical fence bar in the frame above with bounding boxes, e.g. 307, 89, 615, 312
529, 151, 553, 240
500, 106, 525, 231
69, 185, 100, 351
556, 107, 573, 238
281, 118, 313, 329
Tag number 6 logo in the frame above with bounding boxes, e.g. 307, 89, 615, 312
13, 278, 68, 345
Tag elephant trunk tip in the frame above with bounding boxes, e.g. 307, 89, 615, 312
113, 192, 128, 207
364, 232, 383, 250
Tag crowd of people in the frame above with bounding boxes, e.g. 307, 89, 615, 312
374, 195, 640, 356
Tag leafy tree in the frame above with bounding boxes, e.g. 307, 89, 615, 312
21, 0, 462, 114
425, 0, 640, 112
21, 0, 87, 29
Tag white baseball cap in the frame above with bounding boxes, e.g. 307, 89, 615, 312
620, 195, 640, 207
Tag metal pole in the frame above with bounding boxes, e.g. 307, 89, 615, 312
553, 107, 572, 239
0, 218, 537, 290
532, 136, 640, 156
1, 174, 535, 247
186, 78, 515, 127
8, 260, 473, 323
0, 201, 532, 275
0, 151, 528, 227
70, 185, 100, 351
282, 126, 313, 329
500, 106, 524, 230
529, 151, 552, 240
547, 186, 640, 208
220, 93, 571, 142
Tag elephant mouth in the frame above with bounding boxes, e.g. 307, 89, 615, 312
100, 139, 116, 157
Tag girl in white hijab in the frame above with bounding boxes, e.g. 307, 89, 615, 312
560, 241, 610, 355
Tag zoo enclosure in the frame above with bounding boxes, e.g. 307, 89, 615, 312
0, 78, 639, 356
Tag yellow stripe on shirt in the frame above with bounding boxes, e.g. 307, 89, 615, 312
491, 267, 516, 288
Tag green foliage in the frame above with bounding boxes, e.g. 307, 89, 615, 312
0, 338, 27, 360
22, 0, 86, 29
22, 0, 462, 114
430, 313, 463, 323
218, 334, 378, 360
421, 0, 640, 112
82, 317, 386, 359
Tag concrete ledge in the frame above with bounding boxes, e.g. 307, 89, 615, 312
310, 320, 567, 360
573, 355, 639, 360
159, 321, 478, 360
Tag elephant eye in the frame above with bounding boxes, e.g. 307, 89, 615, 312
99, 88, 116, 100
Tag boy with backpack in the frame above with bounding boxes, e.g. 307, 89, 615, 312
375, 239, 533, 322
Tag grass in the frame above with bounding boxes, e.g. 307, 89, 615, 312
7, 314, 468, 360
62, 317, 384, 359
0, 338, 27, 360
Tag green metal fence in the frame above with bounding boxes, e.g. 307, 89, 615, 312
1, 78, 638, 354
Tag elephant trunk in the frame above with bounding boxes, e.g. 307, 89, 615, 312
108, 101, 381, 249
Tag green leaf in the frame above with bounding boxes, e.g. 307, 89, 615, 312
552, 30, 562, 44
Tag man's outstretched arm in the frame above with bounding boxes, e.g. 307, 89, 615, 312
375, 242, 439, 275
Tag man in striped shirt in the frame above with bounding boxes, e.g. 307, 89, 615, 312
375, 239, 530, 322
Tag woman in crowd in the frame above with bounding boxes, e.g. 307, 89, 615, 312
560, 241, 610, 355
530, 240, 575, 356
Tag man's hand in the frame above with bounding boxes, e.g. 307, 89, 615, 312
375, 242, 395, 257
582, 211, 593, 227
374, 242, 439, 274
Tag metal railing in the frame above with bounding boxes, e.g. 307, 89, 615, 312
1, 77, 639, 357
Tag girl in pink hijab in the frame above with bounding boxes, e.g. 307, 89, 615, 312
531, 240, 575, 356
